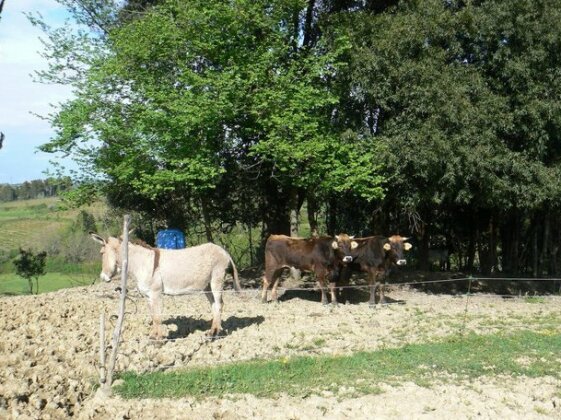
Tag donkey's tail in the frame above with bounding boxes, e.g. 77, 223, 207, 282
228, 255, 243, 294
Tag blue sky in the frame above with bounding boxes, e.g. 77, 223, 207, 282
0, 0, 75, 184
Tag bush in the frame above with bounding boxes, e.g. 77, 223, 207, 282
13, 248, 47, 294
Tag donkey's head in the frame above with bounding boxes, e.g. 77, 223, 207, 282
90, 233, 122, 282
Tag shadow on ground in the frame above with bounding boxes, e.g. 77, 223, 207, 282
164, 315, 265, 339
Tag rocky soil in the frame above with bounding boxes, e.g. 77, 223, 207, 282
1, 277, 561, 419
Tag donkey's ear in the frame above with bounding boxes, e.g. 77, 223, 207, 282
90, 232, 106, 245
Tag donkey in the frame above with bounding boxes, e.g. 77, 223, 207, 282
90, 233, 242, 339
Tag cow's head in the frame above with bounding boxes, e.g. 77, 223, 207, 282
332, 233, 359, 263
383, 235, 413, 266
90, 233, 122, 282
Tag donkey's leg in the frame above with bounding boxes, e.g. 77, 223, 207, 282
148, 290, 164, 340
206, 271, 225, 337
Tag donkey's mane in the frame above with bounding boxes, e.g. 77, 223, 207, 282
130, 239, 156, 250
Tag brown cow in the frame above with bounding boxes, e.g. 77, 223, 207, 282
341, 235, 412, 306
262, 234, 357, 304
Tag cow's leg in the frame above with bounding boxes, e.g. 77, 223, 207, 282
338, 266, 350, 304
316, 270, 329, 305
368, 271, 377, 307
270, 270, 283, 302
261, 274, 270, 303
261, 268, 280, 303
148, 291, 164, 340
328, 269, 338, 305
328, 279, 338, 305
378, 272, 387, 305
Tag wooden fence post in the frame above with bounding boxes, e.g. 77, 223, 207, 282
99, 313, 106, 385
99, 214, 130, 396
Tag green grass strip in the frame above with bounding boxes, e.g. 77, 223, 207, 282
116, 330, 561, 399
0, 272, 95, 295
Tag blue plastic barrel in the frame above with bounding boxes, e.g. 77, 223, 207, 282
156, 229, 186, 249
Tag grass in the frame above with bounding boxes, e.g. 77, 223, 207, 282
525, 296, 546, 304
0, 272, 97, 295
0, 198, 107, 294
115, 330, 561, 399
0, 197, 105, 253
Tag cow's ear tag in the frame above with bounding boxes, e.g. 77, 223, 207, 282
383, 243, 391, 251
404, 242, 412, 250
351, 241, 358, 249
332, 241, 339, 249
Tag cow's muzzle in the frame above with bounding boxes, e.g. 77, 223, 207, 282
343, 256, 353, 263
396, 259, 407, 266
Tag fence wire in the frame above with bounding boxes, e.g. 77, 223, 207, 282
98, 275, 561, 339
95, 275, 561, 377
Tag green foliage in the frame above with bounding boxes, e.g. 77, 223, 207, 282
72, 210, 97, 233
13, 248, 47, 294
37, 0, 385, 235
115, 330, 561, 399
30, 0, 561, 274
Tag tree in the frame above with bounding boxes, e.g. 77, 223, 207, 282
326, 0, 561, 274
13, 249, 47, 294
38, 0, 385, 241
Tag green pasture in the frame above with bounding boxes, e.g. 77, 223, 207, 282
0, 197, 105, 252
0, 197, 107, 294
0, 272, 98, 295
0, 198, 71, 251
116, 329, 561, 400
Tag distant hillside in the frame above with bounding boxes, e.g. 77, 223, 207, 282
0, 197, 104, 253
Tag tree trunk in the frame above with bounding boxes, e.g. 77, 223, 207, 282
288, 188, 301, 281
289, 188, 299, 238
532, 222, 539, 278
200, 197, 214, 243
466, 229, 476, 273
307, 191, 319, 237
326, 197, 337, 236
302, 0, 316, 47
541, 209, 550, 277
418, 222, 430, 271
261, 180, 290, 242
247, 222, 254, 267
488, 215, 497, 272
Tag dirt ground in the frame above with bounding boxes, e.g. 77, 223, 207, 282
1, 275, 561, 419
